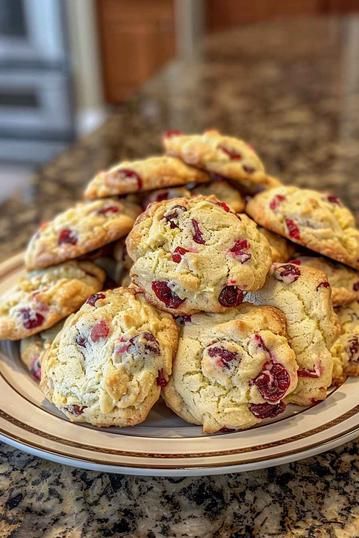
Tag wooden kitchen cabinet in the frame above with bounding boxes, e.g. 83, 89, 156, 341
96, 0, 175, 103
97, 0, 359, 104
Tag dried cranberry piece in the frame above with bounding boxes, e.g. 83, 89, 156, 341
156, 368, 168, 387
285, 219, 301, 240
116, 331, 160, 357
273, 263, 300, 284
115, 336, 130, 354
136, 332, 160, 355
174, 314, 192, 326
172, 246, 190, 263
243, 164, 255, 174
19, 308, 45, 330
164, 205, 187, 229
229, 239, 251, 263
90, 320, 110, 342
117, 168, 142, 190
249, 401, 286, 419
192, 219, 205, 244
76, 335, 87, 348
218, 286, 245, 307
30, 357, 41, 381
64, 404, 87, 416
98, 205, 120, 216
269, 194, 286, 211
152, 281, 185, 309
316, 281, 330, 291
348, 336, 359, 362
163, 129, 183, 138
218, 144, 242, 160
253, 362, 290, 402
288, 258, 301, 265
253, 334, 270, 354
207, 345, 240, 369
297, 366, 321, 378
58, 228, 78, 246
154, 191, 170, 202
86, 292, 106, 306
216, 201, 230, 212
327, 194, 342, 205
353, 282, 359, 292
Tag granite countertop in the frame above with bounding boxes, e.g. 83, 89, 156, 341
1, 15, 359, 538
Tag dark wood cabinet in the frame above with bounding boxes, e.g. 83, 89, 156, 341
97, 0, 359, 104
96, 0, 175, 103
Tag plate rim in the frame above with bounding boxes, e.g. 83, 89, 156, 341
1, 253, 358, 476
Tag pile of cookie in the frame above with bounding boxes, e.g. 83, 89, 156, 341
1, 129, 358, 433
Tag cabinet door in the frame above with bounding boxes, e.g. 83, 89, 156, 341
97, 0, 175, 103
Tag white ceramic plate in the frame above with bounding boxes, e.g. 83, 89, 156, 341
0, 254, 358, 476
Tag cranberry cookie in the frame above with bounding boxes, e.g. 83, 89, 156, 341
25, 199, 140, 270
192, 180, 245, 213
142, 187, 191, 209
246, 186, 359, 270
0, 261, 105, 340
288, 255, 359, 306
20, 321, 64, 381
84, 156, 209, 199
331, 301, 359, 384
126, 196, 272, 315
247, 262, 339, 406
113, 238, 133, 284
40, 287, 178, 427
259, 227, 295, 263
163, 304, 298, 433
163, 129, 280, 193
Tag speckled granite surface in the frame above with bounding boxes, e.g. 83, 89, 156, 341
1, 16, 359, 538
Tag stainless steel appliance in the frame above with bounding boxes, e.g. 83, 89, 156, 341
0, 0, 74, 162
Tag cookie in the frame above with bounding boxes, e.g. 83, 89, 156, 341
25, 199, 140, 270
126, 196, 272, 315
331, 301, 359, 384
247, 262, 339, 406
163, 304, 298, 433
84, 156, 209, 199
163, 129, 280, 193
192, 180, 245, 213
288, 255, 359, 306
259, 227, 295, 263
40, 287, 178, 427
113, 239, 133, 284
142, 187, 191, 209
246, 186, 359, 270
20, 321, 64, 381
0, 261, 105, 340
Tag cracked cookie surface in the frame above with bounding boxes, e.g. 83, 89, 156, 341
25, 199, 141, 270
163, 304, 298, 433
84, 156, 209, 199
142, 187, 192, 209
247, 262, 339, 405
163, 129, 280, 193
331, 301, 359, 383
192, 180, 245, 213
126, 196, 272, 315
246, 186, 359, 270
0, 261, 105, 340
40, 287, 178, 427
288, 255, 359, 306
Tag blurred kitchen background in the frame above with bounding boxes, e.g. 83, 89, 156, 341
0, 0, 358, 194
